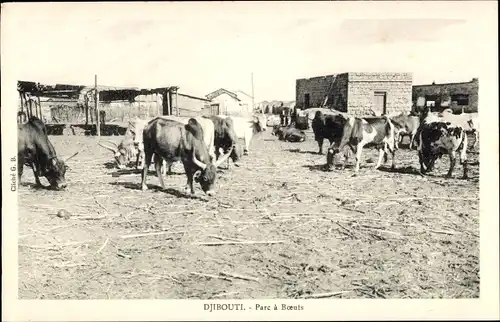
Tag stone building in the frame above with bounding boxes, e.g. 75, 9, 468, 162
295, 72, 413, 116
412, 78, 478, 113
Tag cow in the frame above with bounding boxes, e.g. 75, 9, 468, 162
101, 115, 216, 174
416, 107, 469, 179
294, 110, 310, 130
311, 111, 348, 154
140, 117, 233, 196
98, 134, 139, 170
271, 125, 306, 142
18, 117, 78, 190
216, 114, 267, 155
439, 109, 479, 150
204, 115, 241, 169
327, 115, 400, 173
266, 114, 281, 127
389, 113, 421, 149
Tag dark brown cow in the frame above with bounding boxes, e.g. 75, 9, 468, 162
311, 111, 348, 154
18, 117, 78, 190
271, 125, 306, 142
140, 117, 233, 196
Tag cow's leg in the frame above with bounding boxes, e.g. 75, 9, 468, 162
418, 151, 425, 173
140, 149, 153, 191
446, 151, 457, 178
409, 134, 416, 150
390, 146, 396, 170
354, 143, 364, 173
374, 148, 385, 170
183, 164, 196, 195
155, 155, 166, 189
160, 159, 167, 175
17, 155, 24, 184
244, 137, 250, 155
460, 135, 469, 179
31, 162, 43, 187
317, 138, 324, 154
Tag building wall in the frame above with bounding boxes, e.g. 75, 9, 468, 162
174, 93, 212, 117
209, 93, 248, 116
296, 74, 336, 109
347, 72, 413, 116
296, 72, 412, 115
412, 78, 478, 113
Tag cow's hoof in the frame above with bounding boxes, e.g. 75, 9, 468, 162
445, 174, 452, 179
351, 173, 358, 177
141, 185, 148, 191
462, 175, 469, 180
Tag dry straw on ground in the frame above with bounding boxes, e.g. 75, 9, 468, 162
17, 129, 479, 299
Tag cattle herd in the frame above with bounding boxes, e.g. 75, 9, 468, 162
17, 106, 478, 196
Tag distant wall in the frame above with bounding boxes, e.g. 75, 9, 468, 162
34, 92, 212, 124
412, 78, 479, 113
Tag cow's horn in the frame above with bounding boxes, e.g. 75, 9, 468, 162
64, 151, 79, 162
98, 142, 117, 153
215, 146, 234, 168
192, 149, 207, 170
105, 140, 118, 147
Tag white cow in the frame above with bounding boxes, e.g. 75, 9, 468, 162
438, 109, 479, 149
216, 114, 267, 154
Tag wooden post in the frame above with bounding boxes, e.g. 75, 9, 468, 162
85, 93, 89, 125
166, 89, 171, 115
28, 96, 33, 119
95, 75, 100, 136
156, 93, 159, 116
19, 91, 24, 116
175, 89, 179, 116
37, 95, 42, 120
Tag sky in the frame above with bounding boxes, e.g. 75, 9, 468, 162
2, 2, 494, 102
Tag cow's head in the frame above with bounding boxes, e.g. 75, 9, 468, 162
191, 146, 234, 196
253, 114, 267, 132
271, 125, 282, 136
98, 140, 137, 169
44, 152, 79, 190
230, 142, 244, 163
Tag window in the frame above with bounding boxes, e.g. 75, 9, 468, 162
425, 95, 440, 110
451, 94, 469, 106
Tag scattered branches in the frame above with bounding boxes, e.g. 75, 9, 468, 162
192, 240, 285, 246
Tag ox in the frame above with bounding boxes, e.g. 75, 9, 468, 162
417, 107, 469, 179
271, 125, 306, 142
216, 114, 267, 155
266, 114, 281, 127
311, 111, 348, 154
327, 115, 400, 173
389, 113, 421, 149
439, 109, 479, 150
140, 117, 233, 196
18, 117, 78, 190
204, 115, 242, 169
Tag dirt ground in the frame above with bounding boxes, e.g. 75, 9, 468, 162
17, 127, 480, 299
